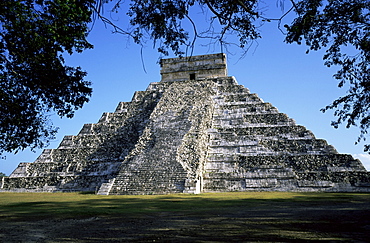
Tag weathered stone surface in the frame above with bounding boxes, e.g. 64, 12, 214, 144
2, 53, 370, 194
1, 87, 163, 192
160, 53, 227, 82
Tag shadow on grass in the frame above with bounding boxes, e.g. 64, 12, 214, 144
0, 192, 369, 242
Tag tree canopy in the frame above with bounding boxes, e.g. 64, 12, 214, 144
284, 0, 370, 151
0, 0, 93, 154
0, 0, 369, 154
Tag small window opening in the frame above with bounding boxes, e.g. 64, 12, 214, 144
189, 73, 196, 80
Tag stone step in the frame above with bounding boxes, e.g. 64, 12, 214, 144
208, 139, 334, 155
204, 154, 366, 172
243, 178, 298, 189
97, 178, 116, 195
222, 93, 264, 103
214, 108, 279, 116
244, 168, 297, 179
110, 178, 186, 195
145, 81, 169, 92
209, 126, 315, 139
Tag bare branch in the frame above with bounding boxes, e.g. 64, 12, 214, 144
204, 0, 227, 25
185, 14, 198, 57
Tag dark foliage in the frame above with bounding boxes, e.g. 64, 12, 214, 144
285, 0, 370, 150
126, 0, 261, 56
0, 0, 94, 154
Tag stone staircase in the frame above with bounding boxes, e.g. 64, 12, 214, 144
108, 80, 216, 194
96, 178, 116, 195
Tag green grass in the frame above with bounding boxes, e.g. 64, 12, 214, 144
0, 191, 363, 219
1, 191, 369, 241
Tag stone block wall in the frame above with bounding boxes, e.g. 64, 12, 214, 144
160, 53, 227, 82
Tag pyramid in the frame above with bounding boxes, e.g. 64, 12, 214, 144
2, 53, 370, 194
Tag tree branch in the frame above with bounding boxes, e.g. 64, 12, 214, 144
236, 0, 259, 17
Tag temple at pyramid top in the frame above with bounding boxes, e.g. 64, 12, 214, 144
160, 53, 227, 82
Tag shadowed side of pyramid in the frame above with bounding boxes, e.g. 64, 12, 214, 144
1, 87, 164, 192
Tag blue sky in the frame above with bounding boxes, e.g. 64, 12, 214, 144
1, 2, 369, 175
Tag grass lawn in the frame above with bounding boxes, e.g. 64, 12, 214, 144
0, 191, 369, 242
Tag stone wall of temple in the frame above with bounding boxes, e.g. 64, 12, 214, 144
160, 53, 227, 82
